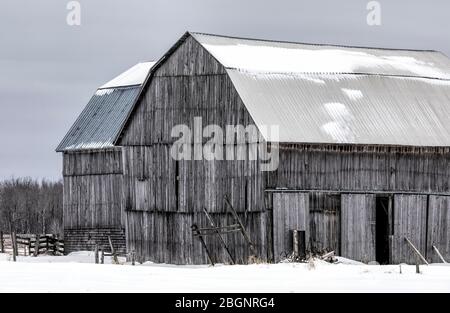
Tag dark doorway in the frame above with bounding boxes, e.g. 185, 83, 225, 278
375, 196, 390, 264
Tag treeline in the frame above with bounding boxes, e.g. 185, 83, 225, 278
0, 178, 63, 235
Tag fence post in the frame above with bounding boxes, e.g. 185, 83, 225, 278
100, 249, 104, 264
52, 235, 57, 255
131, 250, 135, 266
34, 234, 40, 257
0, 231, 4, 253
95, 244, 99, 264
12, 232, 17, 262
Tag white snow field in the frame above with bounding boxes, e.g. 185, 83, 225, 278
0, 252, 449, 293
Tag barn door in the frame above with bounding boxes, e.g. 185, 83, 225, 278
391, 194, 427, 264
309, 193, 341, 254
427, 196, 450, 263
341, 194, 376, 263
272, 193, 309, 262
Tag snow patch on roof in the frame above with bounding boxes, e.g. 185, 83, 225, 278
192, 33, 450, 79
342, 88, 364, 101
226, 69, 450, 146
95, 89, 114, 96
99, 62, 155, 89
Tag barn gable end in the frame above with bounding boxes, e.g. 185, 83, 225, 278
119, 34, 270, 264
118, 34, 257, 146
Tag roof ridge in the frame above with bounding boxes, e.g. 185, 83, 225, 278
97, 84, 142, 91
190, 31, 441, 54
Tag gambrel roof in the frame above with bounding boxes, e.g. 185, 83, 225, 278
190, 33, 450, 146
59, 32, 450, 151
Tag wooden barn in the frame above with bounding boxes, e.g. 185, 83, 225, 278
59, 32, 450, 265
56, 62, 155, 254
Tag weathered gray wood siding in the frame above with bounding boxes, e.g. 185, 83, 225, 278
269, 145, 450, 193
122, 147, 264, 213
119, 36, 269, 264
126, 211, 267, 265
309, 192, 341, 254
391, 194, 428, 264
63, 149, 124, 229
272, 192, 309, 262
341, 194, 376, 263
269, 145, 448, 264
427, 196, 450, 263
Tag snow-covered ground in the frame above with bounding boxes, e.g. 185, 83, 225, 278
0, 252, 449, 293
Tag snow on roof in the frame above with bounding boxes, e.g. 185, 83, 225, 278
99, 62, 156, 89
191, 33, 450, 146
57, 62, 154, 152
192, 33, 450, 79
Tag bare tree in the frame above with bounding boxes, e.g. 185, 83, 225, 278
0, 178, 63, 235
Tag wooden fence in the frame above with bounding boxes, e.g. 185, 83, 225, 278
0, 232, 64, 256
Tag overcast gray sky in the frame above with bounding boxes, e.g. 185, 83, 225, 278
0, 0, 449, 181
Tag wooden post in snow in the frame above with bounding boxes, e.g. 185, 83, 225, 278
95, 244, 99, 264
108, 236, 119, 264
27, 237, 31, 256
52, 235, 57, 255
432, 245, 447, 263
0, 231, 4, 253
131, 250, 136, 266
405, 237, 429, 265
33, 234, 39, 257
12, 232, 17, 262
100, 249, 104, 264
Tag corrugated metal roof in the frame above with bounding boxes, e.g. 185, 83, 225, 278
56, 87, 140, 151
226, 71, 450, 146
57, 63, 153, 152
192, 33, 450, 146
192, 33, 450, 79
